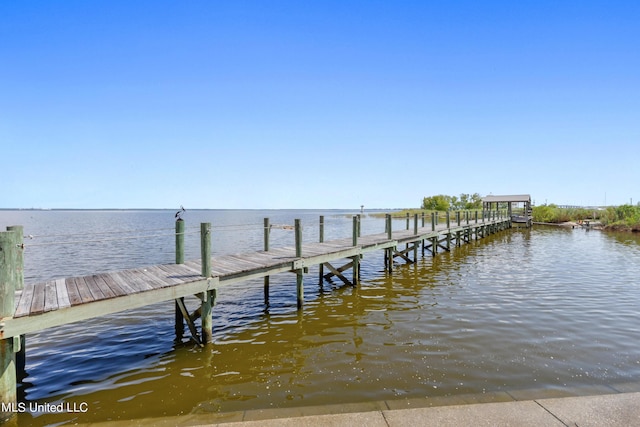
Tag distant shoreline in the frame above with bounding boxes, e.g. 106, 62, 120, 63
0, 207, 397, 212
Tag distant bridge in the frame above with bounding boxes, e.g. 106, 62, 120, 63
554, 205, 604, 210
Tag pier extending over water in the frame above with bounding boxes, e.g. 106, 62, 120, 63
0, 210, 512, 421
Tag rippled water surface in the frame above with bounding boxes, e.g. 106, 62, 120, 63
1, 210, 640, 425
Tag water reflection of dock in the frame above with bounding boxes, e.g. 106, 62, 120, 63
0, 210, 512, 419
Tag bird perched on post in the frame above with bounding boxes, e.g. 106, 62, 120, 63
175, 205, 186, 221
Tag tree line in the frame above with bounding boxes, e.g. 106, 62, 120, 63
421, 193, 483, 211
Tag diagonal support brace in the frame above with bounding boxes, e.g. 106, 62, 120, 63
175, 297, 203, 347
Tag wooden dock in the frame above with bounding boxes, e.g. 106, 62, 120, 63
0, 210, 511, 419
483, 194, 533, 227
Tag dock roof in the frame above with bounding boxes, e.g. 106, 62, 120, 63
482, 194, 531, 203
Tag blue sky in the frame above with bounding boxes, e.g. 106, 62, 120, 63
1, 1, 638, 209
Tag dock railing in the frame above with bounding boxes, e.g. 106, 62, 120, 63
0, 209, 512, 421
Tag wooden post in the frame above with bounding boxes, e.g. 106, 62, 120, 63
6, 226, 25, 382
413, 214, 419, 261
5, 227, 22, 292
445, 214, 452, 250
353, 214, 362, 285
295, 219, 302, 258
0, 230, 17, 422
404, 213, 410, 254
318, 216, 324, 284
264, 218, 270, 304
201, 290, 216, 345
175, 220, 185, 264
264, 217, 270, 251
421, 212, 425, 228
385, 214, 393, 273
175, 220, 185, 339
200, 223, 213, 344
431, 212, 435, 231
352, 216, 359, 284
200, 223, 211, 277
456, 211, 461, 226
352, 216, 358, 246
295, 219, 303, 309
384, 215, 388, 269
475, 210, 478, 224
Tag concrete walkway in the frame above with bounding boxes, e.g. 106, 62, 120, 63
79, 386, 640, 426
210, 392, 640, 427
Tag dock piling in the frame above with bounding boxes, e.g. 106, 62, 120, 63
174, 220, 185, 339
200, 223, 211, 278
352, 216, 360, 284
6, 226, 25, 383
200, 289, 215, 344
413, 214, 419, 261
385, 214, 393, 273
200, 223, 214, 344
175, 220, 185, 265
0, 230, 18, 422
318, 216, 324, 285
295, 219, 304, 309
264, 218, 270, 304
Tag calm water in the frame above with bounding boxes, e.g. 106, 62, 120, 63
1, 210, 640, 425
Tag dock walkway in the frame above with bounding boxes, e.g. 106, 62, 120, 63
2, 214, 509, 339
0, 211, 512, 421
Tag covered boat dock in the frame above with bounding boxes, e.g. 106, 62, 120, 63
483, 194, 533, 227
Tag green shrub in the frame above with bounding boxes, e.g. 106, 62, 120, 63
532, 204, 557, 223
532, 205, 598, 224
600, 205, 640, 231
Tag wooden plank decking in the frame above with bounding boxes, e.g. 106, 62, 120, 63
0, 216, 510, 339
